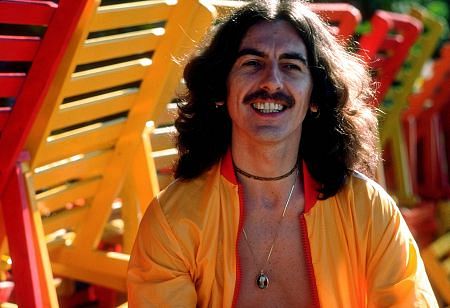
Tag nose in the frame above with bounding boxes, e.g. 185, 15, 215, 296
259, 64, 283, 92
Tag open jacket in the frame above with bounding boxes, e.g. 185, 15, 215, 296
127, 150, 437, 307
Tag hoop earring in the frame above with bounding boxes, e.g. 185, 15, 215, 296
214, 101, 225, 109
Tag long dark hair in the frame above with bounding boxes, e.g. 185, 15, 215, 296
175, 0, 379, 199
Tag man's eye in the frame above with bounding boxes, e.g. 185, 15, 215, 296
283, 63, 302, 71
243, 60, 261, 67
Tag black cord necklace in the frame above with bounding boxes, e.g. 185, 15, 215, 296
233, 162, 298, 181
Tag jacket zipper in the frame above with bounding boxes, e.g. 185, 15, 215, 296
300, 214, 320, 307
232, 183, 245, 307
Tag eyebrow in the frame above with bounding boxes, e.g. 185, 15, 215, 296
236, 48, 308, 65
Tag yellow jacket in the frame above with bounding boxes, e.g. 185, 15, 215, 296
128, 151, 437, 307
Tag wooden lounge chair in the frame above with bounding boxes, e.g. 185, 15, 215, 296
0, 1, 89, 306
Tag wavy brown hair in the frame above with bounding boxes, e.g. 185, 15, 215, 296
175, 0, 380, 199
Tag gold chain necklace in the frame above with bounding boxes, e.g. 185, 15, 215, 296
242, 169, 298, 289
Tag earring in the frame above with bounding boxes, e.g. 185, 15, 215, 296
309, 104, 320, 119
215, 101, 225, 109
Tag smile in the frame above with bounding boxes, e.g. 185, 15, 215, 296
251, 102, 286, 113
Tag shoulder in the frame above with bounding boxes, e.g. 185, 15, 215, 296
333, 171, 401, 225
343, 171, 397, 208
159, 164, 219, 207
154, 162, 227, 228
136, 164, 224, 255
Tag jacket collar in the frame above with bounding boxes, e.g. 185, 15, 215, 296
221, 148, 319, 213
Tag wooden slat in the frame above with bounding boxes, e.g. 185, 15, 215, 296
51, 260, 126, 292
0, 0, 56, 25
50, 249, 127, 291
154, 102, 177, 126
150, 126, 176, 151
0, 36, 41, 61
90, 1, 171, 32
52, 247, 128, 279
153, 149, 177, 188
33, 150, 113, 191
0, 73, 26, 97
36, 178, 100, 214
153, 148, 177, 189
153, 148, 178, 166
42, 206, 88, 236
64, 59, 151, 97
51, 89, 137, 131
78, 29, 161, 65
35, 119, 125, 167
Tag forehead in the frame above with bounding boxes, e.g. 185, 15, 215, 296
239, 20, 307, 56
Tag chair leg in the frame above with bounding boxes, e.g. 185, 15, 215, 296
0, 164, 58, 307
422, 233, 450, 304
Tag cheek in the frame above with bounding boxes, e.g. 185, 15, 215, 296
301, 78, 313, 100
291, 80, 312, 102
226, 75, 249, 106
226, 73, 239, 101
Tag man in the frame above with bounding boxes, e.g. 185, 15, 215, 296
128, 0, 438, 306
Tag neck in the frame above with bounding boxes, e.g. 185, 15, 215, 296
231, 137, 300, 180
231, 137, 302, 210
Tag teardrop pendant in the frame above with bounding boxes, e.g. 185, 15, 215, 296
256, 272, 269, 289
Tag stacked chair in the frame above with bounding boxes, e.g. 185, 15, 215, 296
403, 42, 450, 305
0, 1, 89, 306
358, 7, 449, 303
359, 10, 423, 206
0, 0, 215, 305
378, 7, 444, 206
403, 43, 450, 200
309, 3, 361, 41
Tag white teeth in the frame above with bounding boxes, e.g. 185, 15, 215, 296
251, 102, 284, 113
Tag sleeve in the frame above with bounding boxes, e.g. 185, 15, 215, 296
127, 197, 197, 307
366, 192, 438, 308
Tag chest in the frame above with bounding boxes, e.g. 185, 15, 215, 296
235, 212, 313, 307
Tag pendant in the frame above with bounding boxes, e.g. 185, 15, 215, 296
256, 272, 269, 289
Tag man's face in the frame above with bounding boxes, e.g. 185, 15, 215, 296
226, 20, 313, 146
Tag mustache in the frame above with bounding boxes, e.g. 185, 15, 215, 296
243, 89, 295, 108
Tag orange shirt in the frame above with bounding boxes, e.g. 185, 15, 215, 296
128, 151, 437, 307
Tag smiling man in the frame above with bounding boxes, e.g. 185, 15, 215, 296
127, 0, 437, 307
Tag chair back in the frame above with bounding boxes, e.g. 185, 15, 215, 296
359, 11, 422, 106
309, 3, 361, 42
21, 0, 215, 292
0, 1, 89, 306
